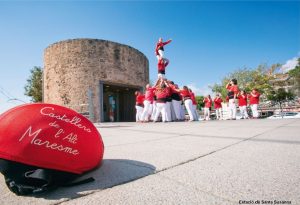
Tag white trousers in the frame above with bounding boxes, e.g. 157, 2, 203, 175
157, 73, 165, 79
204, 107, 210, 120
215, 108, 222, 120
154, 103, 166, 122
180, 104, 186, 120
151, 101, 157, 120
184, 99, 194, 121
170, 101, 176, 121
193, 105, 199, 121
172, 100, 182, 120
156, 50, 164, 60
228, 99, 237, 119
165, 101, 172, 122
141, 100, 153, 121
135, 105, 144, 122
251, 104, 259, 118
239, 105, 248, 118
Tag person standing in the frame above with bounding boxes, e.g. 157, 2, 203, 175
213, 94, 223, 120
151, 94, 157, 121
169, 83, 182, 121
135, 91, 145, 122
237, 90, 249, 119
249, 88, 260, 119
226, 79, 239, 120
189, 89, 199, 121
141, 84, 155, 122
165, 84, 173, 122
174, 86, 194, 121
153, 79, 169, 122
203, 95, 212, 120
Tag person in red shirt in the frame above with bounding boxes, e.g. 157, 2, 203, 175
249, 88, 260, 119
141, 84, 156, 122
189, 89, 199, 121
155, 37, 172, 60
237, 90, 249, 119
169, 83, 182, 121
153, 79, 169, 122
157, 58, 169, 79
213, 94, 223, 120
226, 79, 239, 120
173, 86, 194, 121
135, 91, 145, 122
203, 95, 212, 120
165, 83, 173, 122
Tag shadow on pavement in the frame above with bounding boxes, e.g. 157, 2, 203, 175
35, 159, 156, 200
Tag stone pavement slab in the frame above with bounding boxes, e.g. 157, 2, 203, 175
0, 119, 299, 205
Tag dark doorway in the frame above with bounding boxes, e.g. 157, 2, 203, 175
101, 82, 140, 122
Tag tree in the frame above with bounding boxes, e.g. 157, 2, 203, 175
267, 88, 295, 113
195, 96, 204, 109
288, 58, 300, 78
24, 66, 43, 102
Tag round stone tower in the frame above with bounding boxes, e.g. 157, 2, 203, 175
44, 39, 149, 122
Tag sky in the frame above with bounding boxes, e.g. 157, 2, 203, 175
0, 1, 299, 114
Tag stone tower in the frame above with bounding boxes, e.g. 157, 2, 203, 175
44, 39, 149, 122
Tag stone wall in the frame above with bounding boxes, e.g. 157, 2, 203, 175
44, 39, 149, 122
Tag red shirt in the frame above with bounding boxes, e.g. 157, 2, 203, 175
226, 85, 239, 99
155, 88, 169, 99
204, 97, 212, 108
213, 97, 223, 109
155, 40, 172, 55
169, 85, 182, 101
136, 94, 145, 105
226, 85, 239, 94
169, 84, 179, 94
238, 94, 247, 106
249, 92, 260, 105
180, 89, 191, 98
145, 87, 155, 102
166, 87, 172, 98
157, 59, 169, 74
190, 92, 197, 105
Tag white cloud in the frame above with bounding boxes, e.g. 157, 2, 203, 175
281, 57, 299, 73
185, 83, 213, 96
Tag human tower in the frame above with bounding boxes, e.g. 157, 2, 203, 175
135, 37, 199, 123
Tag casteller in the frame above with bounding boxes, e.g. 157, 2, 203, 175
0, 103, 104, 195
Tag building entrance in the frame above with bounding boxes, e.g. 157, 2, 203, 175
100, 82, 140, 122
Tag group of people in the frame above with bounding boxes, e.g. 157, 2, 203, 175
202, 79, 261, 121
135, 37, 261, 122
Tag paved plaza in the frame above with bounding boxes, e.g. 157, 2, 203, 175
1, 119, 299, 205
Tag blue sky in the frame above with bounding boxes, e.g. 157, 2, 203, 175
0, 1, 299, 113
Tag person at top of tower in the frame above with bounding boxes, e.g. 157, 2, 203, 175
155, 37, 172, 60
